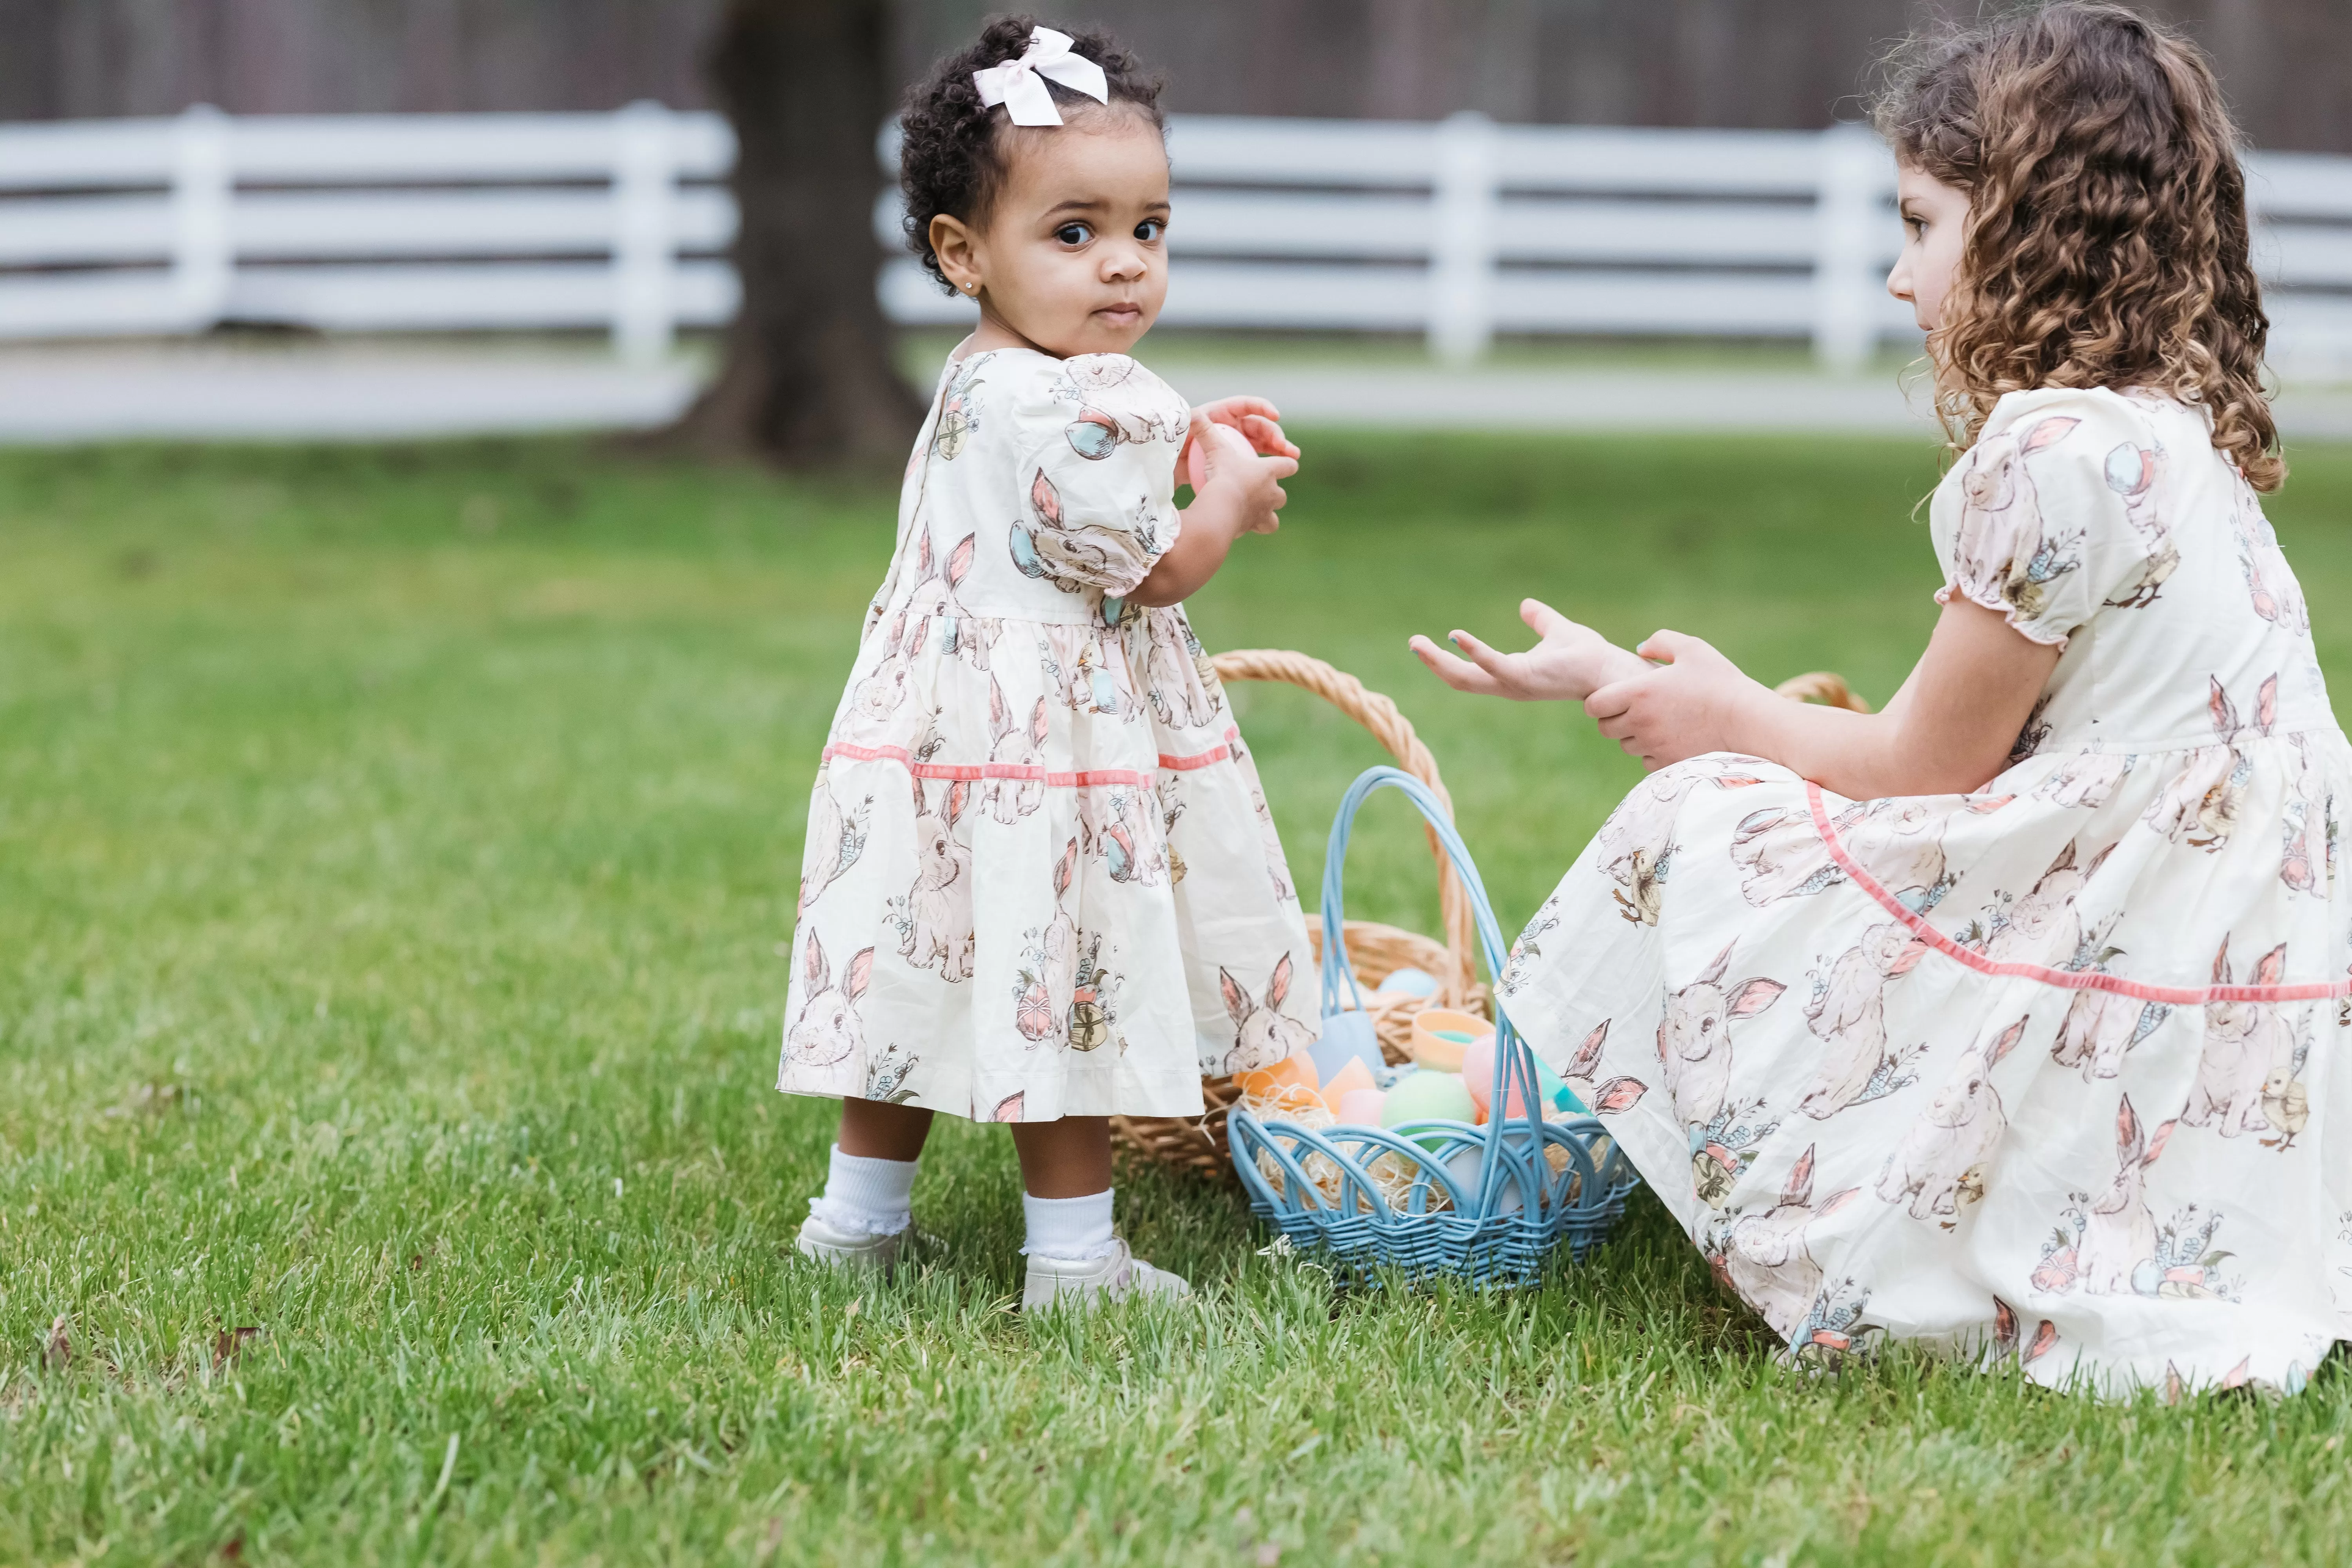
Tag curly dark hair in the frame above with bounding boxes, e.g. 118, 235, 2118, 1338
1872, 2, 2281, 491
899, 16, 1166, 295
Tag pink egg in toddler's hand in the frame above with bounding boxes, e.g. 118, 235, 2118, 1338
1337, 1087, 1387, 1125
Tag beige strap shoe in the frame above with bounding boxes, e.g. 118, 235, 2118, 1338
796, 1212, 910, 1272
1021, 1238, 1193, 1310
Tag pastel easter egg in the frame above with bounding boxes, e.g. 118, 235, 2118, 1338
1380, 1069, 1476, 1150
1410, 1008, 1487, 1072
1373, 965, 1439, 999
1336, 1087, 1387, 1125
1322, 1056, 1377, 1106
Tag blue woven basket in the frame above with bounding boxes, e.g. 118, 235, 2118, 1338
1227, 765, 1638, 1286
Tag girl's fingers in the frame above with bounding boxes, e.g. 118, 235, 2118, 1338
1410, 636, 1502, 694
1448, 629, 1517, 679
1585, 678, 1635, 720
1520, 598, 1578, 639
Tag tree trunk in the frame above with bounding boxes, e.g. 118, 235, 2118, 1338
668, 0, 922, 471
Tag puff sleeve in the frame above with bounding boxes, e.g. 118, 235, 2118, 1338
1931, 389, 2165, 648
1005, 353, 1190, 599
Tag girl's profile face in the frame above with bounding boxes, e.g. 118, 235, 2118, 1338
1886, 164, 1971, 332
929, 109, 1171, 359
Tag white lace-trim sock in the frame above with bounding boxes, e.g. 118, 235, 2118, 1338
806, 1144, 918, 1238
1022, 1188, 1117, 1261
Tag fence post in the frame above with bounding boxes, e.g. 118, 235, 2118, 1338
171, 104, 232, 332
1812, 121, 1884, 374
1429, 111, 1497, 365
614, 100, 676, 365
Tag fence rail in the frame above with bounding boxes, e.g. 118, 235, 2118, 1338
3, 106, 2349, 373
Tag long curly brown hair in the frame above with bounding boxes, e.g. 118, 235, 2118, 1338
1872, 2, 2282, 490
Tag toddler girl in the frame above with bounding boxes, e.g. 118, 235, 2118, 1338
1418, 3, 2345, 1396
783, 18, 1317, 1306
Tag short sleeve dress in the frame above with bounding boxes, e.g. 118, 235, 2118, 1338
1502, 387, 2352, 1397
781, 347, 1319, 1125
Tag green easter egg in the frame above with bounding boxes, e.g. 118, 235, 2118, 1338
1379, 1069, 1477, 1152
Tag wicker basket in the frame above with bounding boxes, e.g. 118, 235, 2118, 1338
1110, 648, 1486, 1182
1109, 654, 1870, 1183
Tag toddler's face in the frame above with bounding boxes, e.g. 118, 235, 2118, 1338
932, 109, 1171, 358
1887, 164, 1971, 334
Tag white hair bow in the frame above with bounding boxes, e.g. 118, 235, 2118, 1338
972, 26, 1109, 127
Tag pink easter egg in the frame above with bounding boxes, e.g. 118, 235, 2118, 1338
1461, 1031, 1499, 1116
1336, 1087, 1387, 1125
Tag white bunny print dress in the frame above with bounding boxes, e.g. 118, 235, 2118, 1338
782, 347, 1318, 1125
1506, 386, 2352, 1398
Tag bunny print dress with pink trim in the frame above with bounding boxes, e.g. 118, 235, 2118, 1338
1504, 386, 2352, 1398
781, 347, 1319, 1125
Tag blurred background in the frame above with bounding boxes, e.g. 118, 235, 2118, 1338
0, 0, 2347, 449
4, 0, 2347, 149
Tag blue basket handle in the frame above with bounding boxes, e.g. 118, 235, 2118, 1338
1317, 767, 1551, 1199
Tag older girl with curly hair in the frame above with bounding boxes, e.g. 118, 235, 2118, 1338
1420, 2, 2340, 1397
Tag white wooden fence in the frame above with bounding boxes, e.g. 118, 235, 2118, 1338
3, 105, 2349, 374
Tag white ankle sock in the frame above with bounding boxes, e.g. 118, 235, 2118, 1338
807, 1144, 918, 1237
1023, 1188, 1116, 1261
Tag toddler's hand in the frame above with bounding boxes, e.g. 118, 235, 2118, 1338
1190, 396, 1299, 461
1411, 600, 1647, 701
1584, 630, 1764, 769
1190, 420, 1296, 536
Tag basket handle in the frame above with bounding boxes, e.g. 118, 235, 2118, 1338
1319, 767, 1554, 1208
1211, 649, 1475, 1001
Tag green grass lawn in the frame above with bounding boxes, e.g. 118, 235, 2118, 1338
7, 429, 2352, 1566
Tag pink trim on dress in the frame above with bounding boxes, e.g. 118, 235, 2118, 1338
1805, 781, 2350, 1003
825, 726, 1239, 788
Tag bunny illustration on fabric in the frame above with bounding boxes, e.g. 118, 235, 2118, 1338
1559, 1019, 1651, 1117
2031, 750, 2136, 809
1080, 782, 1168, 888
1041, 622, 1143, 721
2101, 440, 2177, 609
1220, 953, 1314, 1075
1690, 1093, 1781, 1208
1229, 741, 1297, 904
902, 530, 999, 673
1014, 838, 1082, 1048
1499, 898, 1562, 996
1797, 922, 1932, 1120
1596, 758, 1767, 925
2232, 483, 2310, 635
1141, 614, 1221, 730
888, 777, 975, 982
1875, 1014, 2028, 1225
2187, 937, 2299, 1139
2051, 964, 2170, 1083
982, 678, 1050, 824
1051, 355, 1189, 459
1990, 1297, 2061, 1371
1949, 414, 2085, 622
1708, 1143, 1860, 1338
1655, 940, 1786, 1132
1785, 1277, 1881, 1372
798, 763, 872, 918
848, 609, 914, 730
932, 356, 986, 460
1010, 469, 1166, 596
783, 934, 875, 1095
2145, 674, 2274, 851
2280, 732, 2337, 896
1962, 839, 2113, 967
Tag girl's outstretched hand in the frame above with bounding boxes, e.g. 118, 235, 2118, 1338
1190, 396, 1299, 460
1410, 599, 1649, 701
1584, 630, 1767, 769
